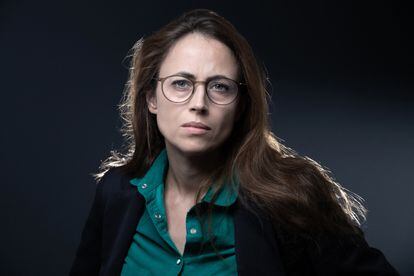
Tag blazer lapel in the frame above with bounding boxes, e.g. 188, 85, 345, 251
102, 177, 146, 276
234, 201, 286, 276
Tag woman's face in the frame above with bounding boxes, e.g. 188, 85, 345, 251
147, 32, 240, 156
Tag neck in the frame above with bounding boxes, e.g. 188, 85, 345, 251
164, 143, 221, 204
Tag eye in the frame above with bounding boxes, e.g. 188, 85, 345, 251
209, 81, 230, 92
171, 79, 192, 89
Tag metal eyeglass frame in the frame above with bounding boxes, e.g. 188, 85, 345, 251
154, 74, 247, 105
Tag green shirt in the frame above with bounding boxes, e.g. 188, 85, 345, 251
121, 149, 239, 275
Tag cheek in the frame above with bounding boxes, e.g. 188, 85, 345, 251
155, 103, 176, 137
211, 108, 237, 140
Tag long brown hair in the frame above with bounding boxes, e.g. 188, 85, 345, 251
95, 9, 366, 239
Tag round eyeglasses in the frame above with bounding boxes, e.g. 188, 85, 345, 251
154, 74, 246, 105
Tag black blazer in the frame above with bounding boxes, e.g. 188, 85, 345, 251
70, 167, 399, 276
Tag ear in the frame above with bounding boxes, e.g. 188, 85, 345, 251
146, 92, 158, 114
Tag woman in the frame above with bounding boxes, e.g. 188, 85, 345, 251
70, 9, 398, 276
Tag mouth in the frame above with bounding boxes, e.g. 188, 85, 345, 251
181, 121, 211, 130
181, 121, 211, 135
181, 126, 210, 135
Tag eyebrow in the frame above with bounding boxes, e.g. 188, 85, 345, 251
175, 71, 233, 81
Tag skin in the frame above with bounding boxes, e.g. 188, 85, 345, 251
147, 32, 241, 254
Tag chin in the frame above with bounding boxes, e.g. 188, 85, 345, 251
179, 145, 214, 156
169, 140, 219, 157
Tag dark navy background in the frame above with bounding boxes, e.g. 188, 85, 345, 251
1, 0, 412, 275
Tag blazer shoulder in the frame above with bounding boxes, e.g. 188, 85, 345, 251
307, 232, 400, 275
273, 226, 399, 275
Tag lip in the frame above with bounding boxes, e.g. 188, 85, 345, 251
182, 126, 209, 135
181, 121, 211, 130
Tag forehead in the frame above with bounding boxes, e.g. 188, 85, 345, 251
159, 33, 239, 79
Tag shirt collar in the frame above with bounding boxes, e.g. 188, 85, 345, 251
129, 148, 238, 207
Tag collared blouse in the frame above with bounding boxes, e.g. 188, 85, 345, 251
121, 149, 239, 275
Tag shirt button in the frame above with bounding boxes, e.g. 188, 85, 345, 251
190, 228, 197, 234
176, 258, 181, 265
154, 213, 162, 219
141, 183, 148, 189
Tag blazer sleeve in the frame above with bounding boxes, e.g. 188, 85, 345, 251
307, 231, 400, 275
69, 172, 108, 276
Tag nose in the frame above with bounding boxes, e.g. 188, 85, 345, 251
189, 82, 208, 113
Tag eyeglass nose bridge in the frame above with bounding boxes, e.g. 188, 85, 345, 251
186, 80, 210, 102
193, 80, 208, 86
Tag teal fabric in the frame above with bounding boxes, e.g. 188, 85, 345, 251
121, 149, 239, 275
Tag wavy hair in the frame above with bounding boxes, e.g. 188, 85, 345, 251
94, 9, 366, 239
